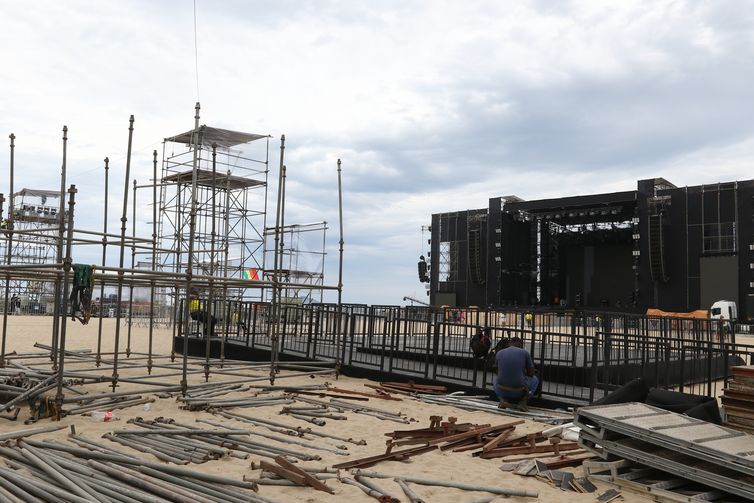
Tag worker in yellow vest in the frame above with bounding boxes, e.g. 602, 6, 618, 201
188, 289, 217, 337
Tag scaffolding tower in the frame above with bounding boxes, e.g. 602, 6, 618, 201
264, 222, 327, 304
158, 126, 270, 302
0, 188, 60, 312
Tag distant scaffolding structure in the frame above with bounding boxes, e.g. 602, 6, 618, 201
0, 189, 60, 309
264, 222, 327, 304
158, 126, 270, 302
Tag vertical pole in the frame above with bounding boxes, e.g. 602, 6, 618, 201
148, 150, 157, 374
126, 179, 136, 357
220, 163, 231, 367
96, 157, 109, 367
51, 126, 67, 369
0, 134, 16, 366
320, 222, 327, 303
181, 102, 202, 396
171, 167, 181, 362
110, 115, 135, 392
204, 143, 217, 382
269, 135, 285, 384
272, 165, 286, 362
336, 159, 345, 369
54, 184, 77, 417
259, 136, 270, 303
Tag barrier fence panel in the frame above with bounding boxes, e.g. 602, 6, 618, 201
177, 303, 746, 405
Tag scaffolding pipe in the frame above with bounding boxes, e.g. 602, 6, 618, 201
336, 158, 345, 368
148, 150, 157, 374
96, 157, 109, 367
111, 115, 135, 392
269, 135, 285, 385
1, 133, 16, 366
126, 178, 137, 357
50, 126, 68, 367
271, 164, 287, 374
181, 102, 202, 396
205, 143, 217, 381
53, 184, 77, 415
219, 155, 231, 368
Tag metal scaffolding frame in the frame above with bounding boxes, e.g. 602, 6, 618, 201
158, 124, 270, 303
263, 221, 328, 305
0, 188, 60, 311
0, 103, 346, 415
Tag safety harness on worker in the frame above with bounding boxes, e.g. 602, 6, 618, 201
69, 264, 95, 324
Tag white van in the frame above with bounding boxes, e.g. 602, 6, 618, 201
710, 300, 737, 323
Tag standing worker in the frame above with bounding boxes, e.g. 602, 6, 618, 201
494, 336, 539, 411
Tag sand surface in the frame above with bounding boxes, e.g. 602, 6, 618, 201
0, 315, 651, 502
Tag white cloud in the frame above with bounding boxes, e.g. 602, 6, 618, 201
0, 0, 752, 304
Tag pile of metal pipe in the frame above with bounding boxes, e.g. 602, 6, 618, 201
108, 418, 323, 463
64, 395, 153, 416
196, 418, 350, 456
0, 435, 278, 503
0, 374, 58, 414
250, 466, 536, 500
292, 395, 412, 424
178, 394, 293, 411
416, 393, 573, 424
350, 469, 539, 498
215, 409, 368, 446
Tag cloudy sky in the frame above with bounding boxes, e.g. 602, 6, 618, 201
0, 1, 753, 305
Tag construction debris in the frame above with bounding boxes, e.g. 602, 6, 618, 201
722, 365, 754, 433
417, 393, 573, 424
350, 469, 539, 498
332, 416, 534, 469
215, 409, 368, 446
596, 488, 623, 502
577, 401, 754, 501
585, 459, 744, 502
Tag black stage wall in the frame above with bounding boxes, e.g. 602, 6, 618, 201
563, 243, 634, 308
429, 178, 754, 320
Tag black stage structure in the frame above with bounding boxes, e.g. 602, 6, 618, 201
429, 178, 754, 321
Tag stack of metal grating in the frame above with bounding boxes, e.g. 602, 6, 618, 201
575, 402, 754, 501
722, 365, 754, 433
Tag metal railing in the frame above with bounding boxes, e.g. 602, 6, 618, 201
180, 301, 747, 405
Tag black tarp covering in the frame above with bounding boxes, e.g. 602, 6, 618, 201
592, 378, 721, 424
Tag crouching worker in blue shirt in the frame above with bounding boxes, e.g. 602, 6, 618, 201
494, 336, 539, 411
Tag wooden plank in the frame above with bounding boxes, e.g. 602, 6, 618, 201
380, 382, 447, 391
481, 428, 515, 453
326, 387, 402, 401
451, 442, 486, 453
365, 384, 413, 396
545, 452, 595, 469
332, 444, 437, 470
428, 421, 524, 446
480, 442, 580, 459
259, 460, 307, 486
274, 456, 335, 494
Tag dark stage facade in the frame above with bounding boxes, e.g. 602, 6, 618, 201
429, 178, 754, 321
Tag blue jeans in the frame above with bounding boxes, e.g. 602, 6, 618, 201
494, 375, 539, 401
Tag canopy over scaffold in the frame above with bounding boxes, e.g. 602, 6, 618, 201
13, 188, 61, 199
164, 125, 269, 148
